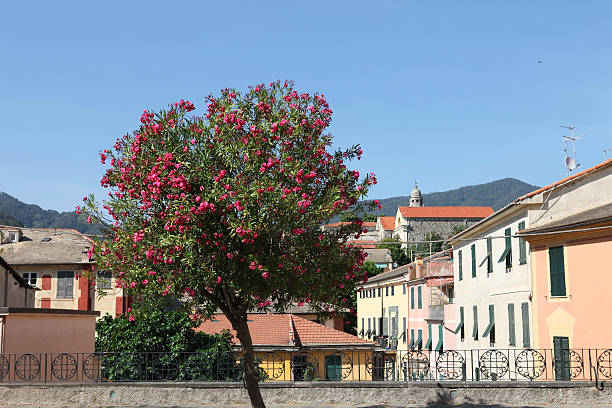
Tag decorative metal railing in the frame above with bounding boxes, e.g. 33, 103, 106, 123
0, 349, 611, 382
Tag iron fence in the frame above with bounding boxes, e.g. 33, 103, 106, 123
0, 348, 611, 383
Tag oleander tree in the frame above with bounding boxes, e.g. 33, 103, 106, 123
80, 81, 377, 408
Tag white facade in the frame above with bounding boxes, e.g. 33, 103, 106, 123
452, 206, 533, 350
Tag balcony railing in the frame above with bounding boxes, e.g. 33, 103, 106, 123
0, 348, 610, 382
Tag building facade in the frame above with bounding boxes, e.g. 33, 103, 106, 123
0, 227, 125, 317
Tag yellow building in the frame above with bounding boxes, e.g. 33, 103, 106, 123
198, 313, 376, 381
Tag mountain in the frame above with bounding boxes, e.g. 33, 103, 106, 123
0, 192, 100, 235
373, 178, 539, 216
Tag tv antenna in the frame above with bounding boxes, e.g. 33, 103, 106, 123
561, 125, 583, 176
605, 148, 612, 160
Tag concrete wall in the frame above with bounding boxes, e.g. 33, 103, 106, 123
0, 381, 610, 407
1, 311, 96, 353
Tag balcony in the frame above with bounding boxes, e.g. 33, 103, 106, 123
428, 304, 444, 321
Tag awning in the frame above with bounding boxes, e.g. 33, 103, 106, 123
497, 247, 511, 263
415, 330, 422, 349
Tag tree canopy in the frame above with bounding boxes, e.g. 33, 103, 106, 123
82, 81, 376, 408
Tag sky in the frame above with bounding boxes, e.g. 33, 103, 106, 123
1, 1, 611, 212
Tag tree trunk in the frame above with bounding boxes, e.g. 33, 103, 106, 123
230, 312, 266, 408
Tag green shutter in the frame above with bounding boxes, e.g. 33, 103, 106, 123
402, 317, 407, 343
482, 304, 495, 337
410, 287, 415, 309
472, 305, 478, 340
417, 286, 422, 309
409, 329, 415, 348
508, 304, 516, 346
521, 302, 530, 348
325, 354, 342, 381
471, 244, 476, 277
435, 324, 443, 351
454, 306, 464, 334
486, 238, 493, 273
518, 221, 527, 264
458, 250, 463, 281
549, 246, 566, 296
498, 228, 512, 265
416, 329, 422, 349
425, 323, 432, 349
553, 336, 570, 380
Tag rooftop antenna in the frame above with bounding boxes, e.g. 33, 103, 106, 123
561, 125, 583, 176
605, 148, 612, 160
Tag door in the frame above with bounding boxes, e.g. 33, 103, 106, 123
325, 354, 342, 381
553, 336, 570, 381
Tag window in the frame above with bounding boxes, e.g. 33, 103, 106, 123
378, 317, 383, 337
417, 286, 422, 309
479, 237, 492, 274
435, 324, 443, 352
482, 305, 495, 346
57, 271, 74, 298
458, 250, 463, 280
472, 305, 478, 340
409, 328, 415, 349
553, 336, 570, 381
97, 270, 112, 289
425, 323, 432, 350
367, 318, 371, 338
454, 306, 465, 341
410, 287, 415, 309
508, 304, 516, 346
391, 286, 394, 296
471, 244, 476, 277
402, 317, 406, 343
361, 318, 364, 336
521, 302, 530, 348
385, 287, 388, 296
498, 228, 512, 270
378, 288, 382, 297
549, 246, 566, 297
325, 354, 342, 380
23, 272, 37, 286
8, 232, 18, 242
293, 355, 312, 381
518, 221, 527, 264
416, 329, 423, 350
403, 284, 406, 295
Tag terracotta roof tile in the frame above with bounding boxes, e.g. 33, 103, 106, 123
378, 216, 395, 231
346, 240, 377, 249
398, 206, 493, 219
197, 314, 375, 347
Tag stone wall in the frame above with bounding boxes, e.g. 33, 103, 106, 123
1, 381, 610, 407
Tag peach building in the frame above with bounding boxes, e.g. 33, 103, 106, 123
516, 159, 612, 352
0, 226, 126, 317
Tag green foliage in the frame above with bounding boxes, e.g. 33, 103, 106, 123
95, 309, 232, 353
94, 310, 249, 382
412, 232, 444, 258
378, 237, 409, 267
0, 192, 99, 234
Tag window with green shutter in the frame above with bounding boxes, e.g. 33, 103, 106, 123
402, 317, 407, 343
521, 302, 530, 348
553, 336, 570, 381
508, 304, 516, 346
472, 305, 478, 340
498, 228, 512, 269
435, 324, 443, 351
454, 306, 465, 341
325, 354, 342, 381
518, 221, 527, 264
479, 237, 493, 274
425, 323, 432, 350
471, 244, 476, 277
417, 286, 422, 309
458, 250, 463, 280
410, 287, 415, 309
549, 246, 566, 296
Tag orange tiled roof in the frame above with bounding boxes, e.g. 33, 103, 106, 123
197, 314, 375, 347
346, 240, 377, 249
362, 221, 377, 227
517, 159, 612, 201
378, 216, 395, 230
398, 206, 493, 219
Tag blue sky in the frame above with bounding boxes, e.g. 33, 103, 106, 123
1, 1, 611, 212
